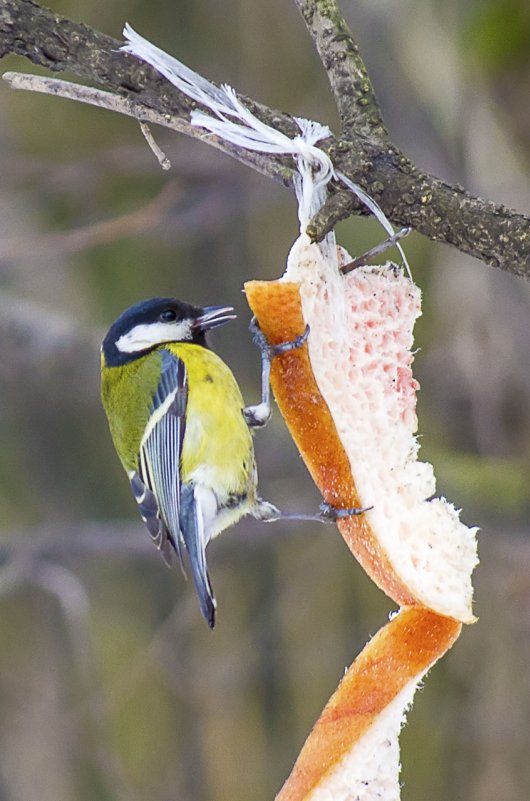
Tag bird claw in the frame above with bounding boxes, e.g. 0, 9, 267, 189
249, 316, 310, 357
245, 318, 310, 430
242, 401, 271, 428
318, 501, 373, 522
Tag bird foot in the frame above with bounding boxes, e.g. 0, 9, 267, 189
318, 502, 373, 522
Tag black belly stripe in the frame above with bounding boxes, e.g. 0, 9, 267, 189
226, 491, 247, 509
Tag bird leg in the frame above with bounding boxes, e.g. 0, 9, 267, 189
245, 319, 372, 519
243, 317, 310, 428
258, 500, 373, 523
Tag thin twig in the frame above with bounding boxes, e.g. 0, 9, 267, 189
2, 71, 295, 187
139, 122, 171, 170
341, 227, 412, 273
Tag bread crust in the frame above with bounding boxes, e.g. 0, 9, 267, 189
245, 279, 416, 607
274, 607, 461, 801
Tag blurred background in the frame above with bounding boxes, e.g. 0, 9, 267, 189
0, 0, 529, 799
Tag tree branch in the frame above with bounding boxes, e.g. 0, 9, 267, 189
1, 0, 529, 277
313, 144, 530, 279
293, 0, 388, 141
0, 0, 296, 185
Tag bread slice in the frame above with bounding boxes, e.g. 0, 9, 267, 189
245, 236, 478, 622
275, 607, 461, 801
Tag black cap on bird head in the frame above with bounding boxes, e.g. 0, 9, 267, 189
102, 297, 237, 366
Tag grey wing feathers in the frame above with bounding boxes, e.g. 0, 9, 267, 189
128, 350, 217, 627
131, 350, 188, 566
151, 351, 188, 419
129, 471, 175, 566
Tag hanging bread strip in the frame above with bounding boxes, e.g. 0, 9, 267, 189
245, 276, 416, 608
246, 238, 478, 623
275, 607, 461, 801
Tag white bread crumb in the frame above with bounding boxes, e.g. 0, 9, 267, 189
283, 236, 478, 622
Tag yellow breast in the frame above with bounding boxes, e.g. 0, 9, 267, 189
164, 342, 256, 501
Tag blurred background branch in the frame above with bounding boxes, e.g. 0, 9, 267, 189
0, 179, 182, 260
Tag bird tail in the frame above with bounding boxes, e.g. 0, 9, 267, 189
179, 485, 217, 629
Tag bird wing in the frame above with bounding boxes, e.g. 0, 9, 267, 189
129, 349, 188, 567
128, 348, 217, 627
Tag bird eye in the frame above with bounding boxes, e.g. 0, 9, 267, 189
160, 309, 177, 323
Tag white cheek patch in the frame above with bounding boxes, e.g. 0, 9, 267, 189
116, 320, 192, 353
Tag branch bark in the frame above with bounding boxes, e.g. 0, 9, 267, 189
293, 0, 388, 142
1, 0, 529, 277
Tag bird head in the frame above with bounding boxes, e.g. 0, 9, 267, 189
101, 297, 236, 366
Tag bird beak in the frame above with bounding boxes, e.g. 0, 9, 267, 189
193, 305, 236, 333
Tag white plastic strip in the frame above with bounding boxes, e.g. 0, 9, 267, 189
122, 24, 410, 272
122, 25, 332, 230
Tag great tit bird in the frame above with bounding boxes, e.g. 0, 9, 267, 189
100, 297, 282, 628
101, 297, 369, 628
